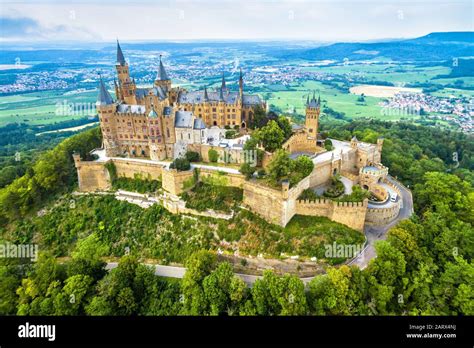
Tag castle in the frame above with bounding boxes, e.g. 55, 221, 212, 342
74, 42, 408, 233
98, 40, 265, 161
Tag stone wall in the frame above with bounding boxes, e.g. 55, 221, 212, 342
282, 131, 319, 154
365, 203, 400, 226
295, 198, 368, 232
242, 175, 367, 231
74, 154, 164, 192
243, 180, 285, 226
112, 158, 163, 180
74, 156, 111, 192
162, 168, 194, 195
199, 168, 245, 188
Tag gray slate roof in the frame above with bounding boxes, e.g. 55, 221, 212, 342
175, 111, 194, 128
117, 104, 146, 114
178, 90, 261, 106
156, 56, 170, 81
193, 118, 206, 129
116, 40, 126, 66
97, 78, 114, 105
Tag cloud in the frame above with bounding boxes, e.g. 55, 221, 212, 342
0, 15, 100, 42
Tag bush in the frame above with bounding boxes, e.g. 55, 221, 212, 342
239, 163, 256, 179
225, 130, 237, 139
185, 151, 201, 162
298, 188, 320, 201
170, 158, 191, 171
324, 139, 334, 151
181, 182, 243, 213
208, 149, 219, 163
323, 177, 345, 198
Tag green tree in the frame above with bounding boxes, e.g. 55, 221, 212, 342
208, 149, 219, 163
258, 120, 285, 152
266, 149, 291, 185
239, 163, 256, 179
276, 116, 293, 140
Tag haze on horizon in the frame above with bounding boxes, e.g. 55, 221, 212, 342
0, 0, 472, 43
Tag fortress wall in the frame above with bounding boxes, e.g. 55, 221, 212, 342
309, 160, 332, 187
75, 160, 111, 192
112, 158, 163, 180
199, 168, 245, 188
243, 181, 285, 226
340, 150, 357, 173
365, 203, 401, 226
282, 132, 319, 154
331, 200, 368, 232
162, 169, 194, 196
295, 199, 367, 232
295, 198, 334, 217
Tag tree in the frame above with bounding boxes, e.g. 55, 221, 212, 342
249, 105, 268, 129
292, 155, 314, 178
239, 163, 256, 179
324, 139, 333, 151
307, 266, 352, 315
266, 149, 291, 185
208, 149, 219, 163
185, 151, 201, 162
257, 120, 285, 152
276, 116, 292, 140
170, 157, 191, 171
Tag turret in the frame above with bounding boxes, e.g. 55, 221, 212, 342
239, 68, 243, 99
115, 40, 136, 104
154, 54, 171, 91
305, 91, 320, 140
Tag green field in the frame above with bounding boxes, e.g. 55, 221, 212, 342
267, 80, 401, 121
0, 90, 98, 126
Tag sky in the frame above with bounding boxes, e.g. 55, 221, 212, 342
0, 0, 473, 42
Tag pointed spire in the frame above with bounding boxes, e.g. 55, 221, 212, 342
204, 87, 209, 101
221, 71, 226, 90
306, 94, 309, 105
239, 68, 243, 80
156, 54, 170, 81
318, 94, 321, 105
219, 86, 225, 101
116, 40, 126, 66
307, 90, 319, 108
97, 75, 114, 105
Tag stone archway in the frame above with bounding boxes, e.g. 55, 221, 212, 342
241, 122, 246, 129
213, 121, 217, 126
363, 184, 369, 190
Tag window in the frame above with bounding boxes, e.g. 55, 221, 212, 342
188, 133, 191, 140
212, 108, 216, 112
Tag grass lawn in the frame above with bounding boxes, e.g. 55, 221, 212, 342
0, 89, 98, 126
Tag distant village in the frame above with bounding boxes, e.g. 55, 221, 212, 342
380, 92, 474, 133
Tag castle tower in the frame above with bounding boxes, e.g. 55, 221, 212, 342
154, 55, 171, 92
375, 137, 384, 163
220, 71, 228, 94
115, 40, 136, 104
305, 91, 320, 140
239, 68, 244, 100
96, 77, 119, 156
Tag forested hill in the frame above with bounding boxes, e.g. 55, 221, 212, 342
279, 31, 474, 62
